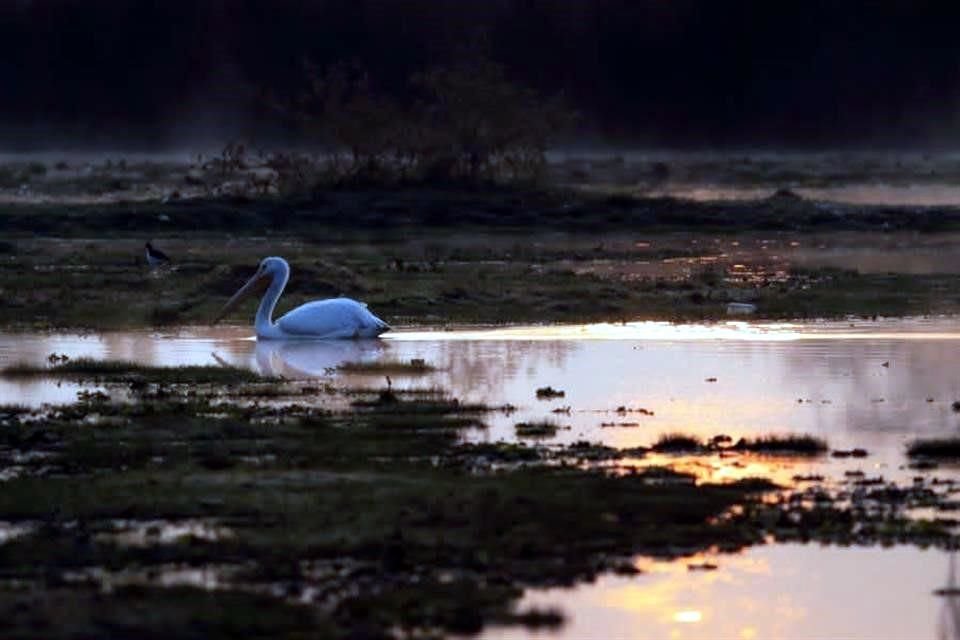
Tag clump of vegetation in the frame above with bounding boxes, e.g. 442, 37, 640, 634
651, 433, 828, 455
535, 386, 565, 399
731, 434, 828, 455
515, 420, 561, 438
830, 448, 869, 458
651, 433, 704, 453
264, 55, 574, 190
907, 438, 960, 459
408, 58, 574, 184
26, 161, 47, 176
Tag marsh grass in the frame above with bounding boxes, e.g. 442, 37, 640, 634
651, 433, 704, 452
1, 358, 264, 384
515, 420, 561, 437
337, 358, 436, 374
4, 224, 960, 332
350, 391, 495, 415
651, 432, 827, 455
731, 434, 828, 455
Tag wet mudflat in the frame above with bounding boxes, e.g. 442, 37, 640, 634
2, 321, 960, 638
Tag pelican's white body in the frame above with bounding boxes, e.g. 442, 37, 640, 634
238, 257, 390, 340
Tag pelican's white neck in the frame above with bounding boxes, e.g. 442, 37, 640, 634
255, 260, 290, 338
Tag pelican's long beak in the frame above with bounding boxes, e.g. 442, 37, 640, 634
213, 270, 269, 324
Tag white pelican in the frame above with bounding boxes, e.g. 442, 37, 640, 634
145, 241, 171, 268
214, 256, 391, 340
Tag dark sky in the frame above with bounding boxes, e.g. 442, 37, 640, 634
3, 0, 960, 149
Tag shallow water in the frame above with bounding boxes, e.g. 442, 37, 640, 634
4, 319, 960, 638
5, 319, 960, 462
480, 544, 957, 640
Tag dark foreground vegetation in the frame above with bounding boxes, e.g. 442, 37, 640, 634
0, 361, 955, 638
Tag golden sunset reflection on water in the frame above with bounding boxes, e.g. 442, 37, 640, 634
481, 546, 951, 640
635, 453, 820, 487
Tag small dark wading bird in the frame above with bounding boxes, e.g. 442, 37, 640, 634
214, 256, 390, 340
145, 241, 171, 269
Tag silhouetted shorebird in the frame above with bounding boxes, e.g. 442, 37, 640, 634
145, 241, 171, 268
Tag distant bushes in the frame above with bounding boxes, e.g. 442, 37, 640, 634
250, 57, 575, 192
184, 57, 573, 197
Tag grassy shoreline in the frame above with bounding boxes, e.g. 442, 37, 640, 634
3, 188, 960, 330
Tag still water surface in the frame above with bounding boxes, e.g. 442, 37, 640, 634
482, 545, 958, 640
3, 318, 960, 639
5, 319, 960, 462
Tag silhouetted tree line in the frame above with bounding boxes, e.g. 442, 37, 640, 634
3, 0, 960, 148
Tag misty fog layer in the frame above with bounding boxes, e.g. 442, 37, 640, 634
4, 1, 960, 150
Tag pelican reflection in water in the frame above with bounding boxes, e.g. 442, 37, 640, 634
252, 338, 388, 377
215, 256, 390, 340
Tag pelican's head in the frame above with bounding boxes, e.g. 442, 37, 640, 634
213, 257, 289, 324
